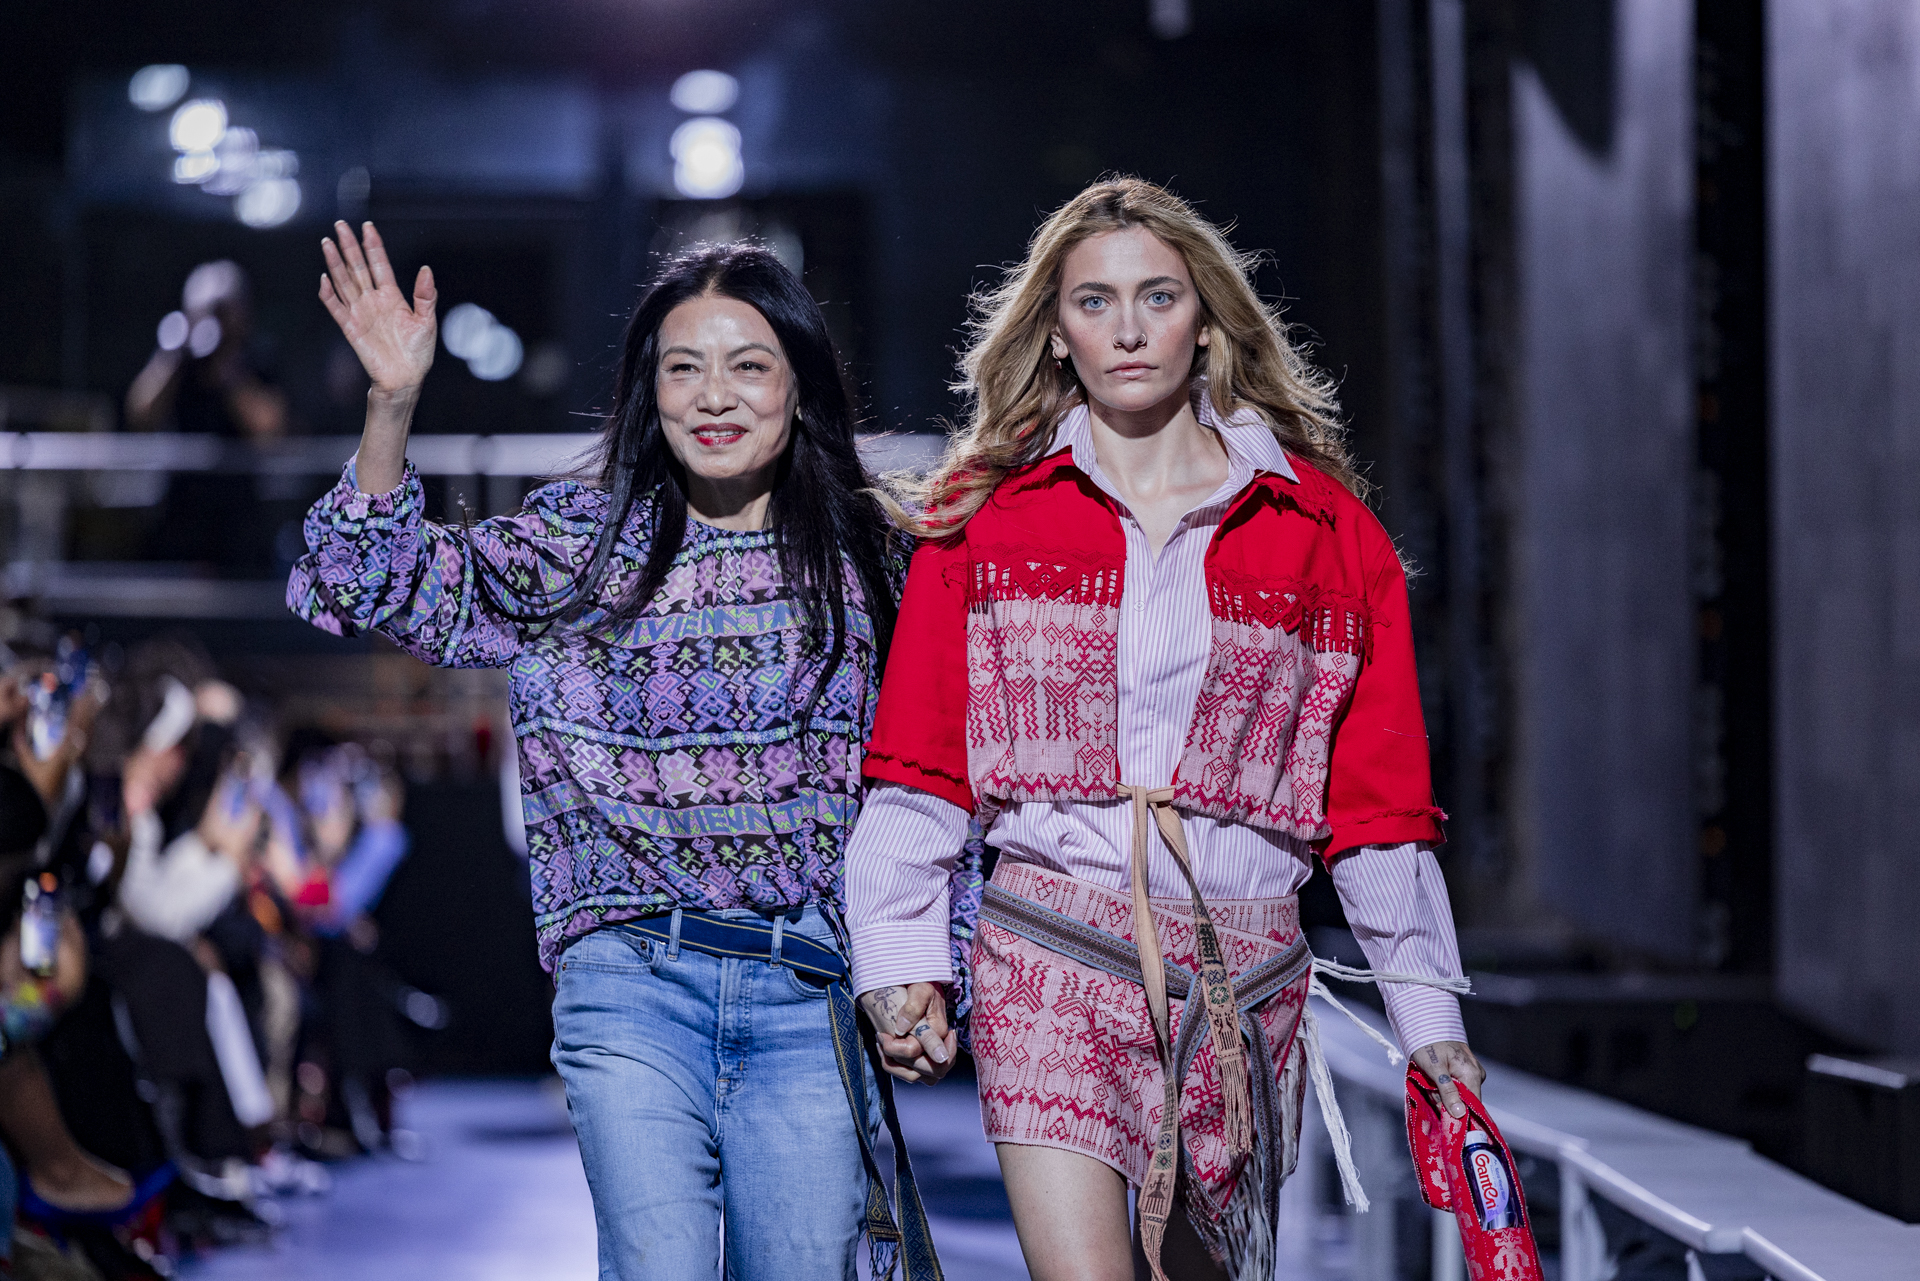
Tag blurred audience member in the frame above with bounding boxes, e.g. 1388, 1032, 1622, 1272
124, 260, 289, 574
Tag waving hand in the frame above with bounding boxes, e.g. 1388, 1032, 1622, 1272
320, 221, 436, 394
320, 221, 434, 493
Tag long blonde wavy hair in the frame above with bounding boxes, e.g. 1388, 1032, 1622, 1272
882, 177, 1364, 536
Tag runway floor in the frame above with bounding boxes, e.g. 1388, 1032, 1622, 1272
177, 1075, 1030, 1281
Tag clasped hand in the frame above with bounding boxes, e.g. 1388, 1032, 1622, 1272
858, 982, 957, 1084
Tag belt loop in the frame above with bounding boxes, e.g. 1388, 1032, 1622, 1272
668, 907, 684, 961
770, 911, 786, 967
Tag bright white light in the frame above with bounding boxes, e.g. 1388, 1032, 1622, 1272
169, 99, 227, 152
234, 177, 301, 228
671, 117, 743, 199
442, 303, 524, 381
202, 126, 258, 195
156, 311, 190, 351
442, 304, 497, 360
173, 150, 218, 184
467, 326, 524, 381
129, 65, 190, 112
189, 316, 223, 358
670, 70, 739, 114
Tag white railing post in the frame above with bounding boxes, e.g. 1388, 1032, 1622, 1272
1559, 1161, 1607, 1281
1431, 1206, 1465, 1281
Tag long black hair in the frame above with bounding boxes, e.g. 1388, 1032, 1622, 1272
562, 242, 899, 714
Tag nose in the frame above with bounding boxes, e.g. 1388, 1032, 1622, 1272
1113, 304, 1148, 352
693, 363, 737, 413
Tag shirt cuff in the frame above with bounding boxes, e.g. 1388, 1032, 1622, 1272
848, 926, 955, 997
1381, 985, 1467, 1056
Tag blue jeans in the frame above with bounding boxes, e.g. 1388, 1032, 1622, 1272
551, 906, 876, 1280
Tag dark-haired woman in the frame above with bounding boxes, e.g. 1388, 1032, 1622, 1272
289, 223, 956, 1279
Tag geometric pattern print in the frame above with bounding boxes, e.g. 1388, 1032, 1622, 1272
288, 463, 914, 973
1175, 618, 1359, 837
972, 861, 1307, 1217
959, 544, 1368, 840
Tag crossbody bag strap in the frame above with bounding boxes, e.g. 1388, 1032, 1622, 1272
826, 977, 945, 1281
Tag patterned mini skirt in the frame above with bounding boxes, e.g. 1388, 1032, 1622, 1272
970, 859, 1311, 1240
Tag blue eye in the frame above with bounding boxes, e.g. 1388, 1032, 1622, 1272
1148, 291, 1174, 306
1080, 296, 1108, 311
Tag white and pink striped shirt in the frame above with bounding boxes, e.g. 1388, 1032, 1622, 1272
847, 401, 1468, 1054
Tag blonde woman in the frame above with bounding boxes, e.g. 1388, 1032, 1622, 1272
846, 178, 1482, 1281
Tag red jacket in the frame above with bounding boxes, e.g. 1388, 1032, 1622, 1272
865, 446, 1443, 858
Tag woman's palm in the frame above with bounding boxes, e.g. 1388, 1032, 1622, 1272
320, 220, 437, 393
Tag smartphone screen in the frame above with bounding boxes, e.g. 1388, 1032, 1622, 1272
20, 874, 60, 977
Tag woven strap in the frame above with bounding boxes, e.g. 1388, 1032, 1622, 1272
1116, 783, 1254, 1281
978, 883, 1311, 1012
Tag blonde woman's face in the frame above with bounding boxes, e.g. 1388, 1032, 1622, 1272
1051, 226, 1207, 417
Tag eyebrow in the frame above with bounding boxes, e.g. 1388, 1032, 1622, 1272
1068, 276, 1185, 294
659, 343, 781, 360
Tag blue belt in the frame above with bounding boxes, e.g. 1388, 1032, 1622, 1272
615, 907, 847, 984
610, 906, 944, 1280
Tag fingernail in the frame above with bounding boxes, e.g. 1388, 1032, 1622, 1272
930, 1042, 949, 1064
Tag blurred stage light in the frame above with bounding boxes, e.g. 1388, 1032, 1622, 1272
234, 177, 301, 228
156, 311, 190, 351
671, 118, 743, 199
254, 149, 299, 180
442, 304, 496, 360
189, 316, 223, 358
468, 326, 524, 381
202, 126, 259, 195
169, 99, 227, 152
1149, 0, 1192, 39
130, 65, 190, 112
443, 303, 524, 381
671, 70, 739, 115
173, 150, 218, 184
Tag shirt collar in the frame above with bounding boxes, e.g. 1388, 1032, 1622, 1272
1051, 385, 1300, 495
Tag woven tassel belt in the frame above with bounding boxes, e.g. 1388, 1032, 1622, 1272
978, 882, 1312, 1011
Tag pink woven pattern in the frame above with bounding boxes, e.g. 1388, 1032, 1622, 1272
973, 861, 1307, 1212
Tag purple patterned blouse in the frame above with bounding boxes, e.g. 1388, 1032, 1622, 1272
286, 462, 987, 980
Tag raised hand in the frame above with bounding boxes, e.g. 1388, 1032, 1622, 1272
320, 221, 437, 395
320, 221, 434, 494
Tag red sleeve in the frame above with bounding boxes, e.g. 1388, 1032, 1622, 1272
1322, 527, 1446, 858
864, 534, 975, 811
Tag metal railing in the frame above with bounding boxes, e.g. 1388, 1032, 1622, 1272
0, 429, 947, 619
1286, 1001, 1920, 1281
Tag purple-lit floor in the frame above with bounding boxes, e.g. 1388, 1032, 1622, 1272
178, 1075, 1029, 1281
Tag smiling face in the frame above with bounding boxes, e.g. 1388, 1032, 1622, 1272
1051, 225, 1208, 419
655, 294, 798, 522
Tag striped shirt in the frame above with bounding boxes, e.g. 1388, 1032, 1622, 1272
847, 403, 1467, 1054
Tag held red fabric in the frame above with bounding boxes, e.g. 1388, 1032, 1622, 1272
1405, 1063, 1545, 1281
